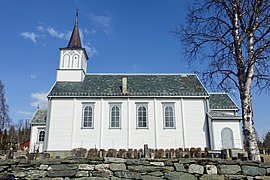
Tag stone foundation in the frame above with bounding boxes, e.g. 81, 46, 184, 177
0, 157, 269, 179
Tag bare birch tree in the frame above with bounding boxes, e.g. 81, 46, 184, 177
176, 0, 270, 161
0, 81, 10, 144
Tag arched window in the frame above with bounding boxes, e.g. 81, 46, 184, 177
62, 54, 70, 68
137, 106, 147, 128
221, 127, 234, 149
72, 54, 80, 68
39, 131, 45, 142
111, 106, 120, 128
83, 106, 93, 128
164, 106, 174, 128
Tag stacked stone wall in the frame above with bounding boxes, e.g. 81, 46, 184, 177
0, 157, 269, 179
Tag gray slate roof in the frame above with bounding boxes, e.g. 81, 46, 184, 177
208, 111, 241, 120
209, 93, 238, 110
30, 110, 47, 125
49, 74, 208, 97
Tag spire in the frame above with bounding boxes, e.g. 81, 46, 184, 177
67, 9, 82, 48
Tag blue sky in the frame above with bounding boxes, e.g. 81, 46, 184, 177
0, 0, 269, 137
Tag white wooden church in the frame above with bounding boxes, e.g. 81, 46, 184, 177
29, 13, 243, 154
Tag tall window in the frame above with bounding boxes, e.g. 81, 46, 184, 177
39, 131, 45, 142
137, 105, 148, 128
110, 105, 121, 128
83, 105, 94, 128
163, 103, 175, 128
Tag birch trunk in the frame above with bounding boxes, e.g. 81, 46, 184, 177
241, 92, 260, 161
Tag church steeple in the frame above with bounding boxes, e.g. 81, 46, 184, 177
56, 10, 89, 82
67, 10, 82, 48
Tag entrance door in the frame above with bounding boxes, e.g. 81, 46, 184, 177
221, 128, 234, 149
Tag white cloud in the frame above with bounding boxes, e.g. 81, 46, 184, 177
89, 14, 112, 35
84, 43, 98, 57
84, 28, 96, 35
30, 74, 37, 79
17, 110, 34, 117
19, 32, 39, 43
37, 25, 45, 32
46, 27, 66, 39
30, 92, 48, 109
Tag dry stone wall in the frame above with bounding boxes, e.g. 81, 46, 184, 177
0, 157, 269, 179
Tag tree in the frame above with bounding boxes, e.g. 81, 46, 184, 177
0, 81, 10, 144
263, 132, 270, 151
176, 0, 270, 160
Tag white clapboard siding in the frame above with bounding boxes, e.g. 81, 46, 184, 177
183, 99, 208, 148
30, 125, 38, 153
101, 99, 128, 149
129, 99, 156, 149
47, 99, 74, 151
71, 99, 101, 149
155, 99, 184, 149
212, 120, 243, 150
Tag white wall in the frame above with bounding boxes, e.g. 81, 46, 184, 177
183, 99, 208, 148
212, 120, 243, 150
30, 125, 45, 153
46, 99, 74, 151
56, 70, 84, 82
46, 97, 210, 151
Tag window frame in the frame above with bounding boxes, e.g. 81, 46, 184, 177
136, 103, 148, 129
162, 103, 176, 129
38, 130, 45, 142
109, 103, 122, 129
81, 103, 95, 129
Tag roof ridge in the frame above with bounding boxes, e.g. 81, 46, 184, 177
209, 92, 228, 94
86, 73, 196, 75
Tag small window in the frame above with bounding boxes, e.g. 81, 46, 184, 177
137, 105, 148, 128
39, 131, 45, 142
110, 104, 121, 128
163, 103, 175, 128
82, 104, 94, 128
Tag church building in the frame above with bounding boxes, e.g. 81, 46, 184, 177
29, 13, 243, 154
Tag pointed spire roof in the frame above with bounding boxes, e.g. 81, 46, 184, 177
67, 10, 82, 48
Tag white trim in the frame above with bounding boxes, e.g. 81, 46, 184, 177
37, 129, 45, 142
180, 98, 186, 148
154, 98, 158, 149
81, 103, 95, 129
48, 95, 210, 98
99, 98, 103, 149
85, 73, 196, 76
136, 104, 148, 129
109, 103, 122, 129
162, 103, 176, 129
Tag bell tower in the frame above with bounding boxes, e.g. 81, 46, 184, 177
56, 10, 89, 82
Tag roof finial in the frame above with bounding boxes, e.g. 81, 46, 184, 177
76, 9, 79, 25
